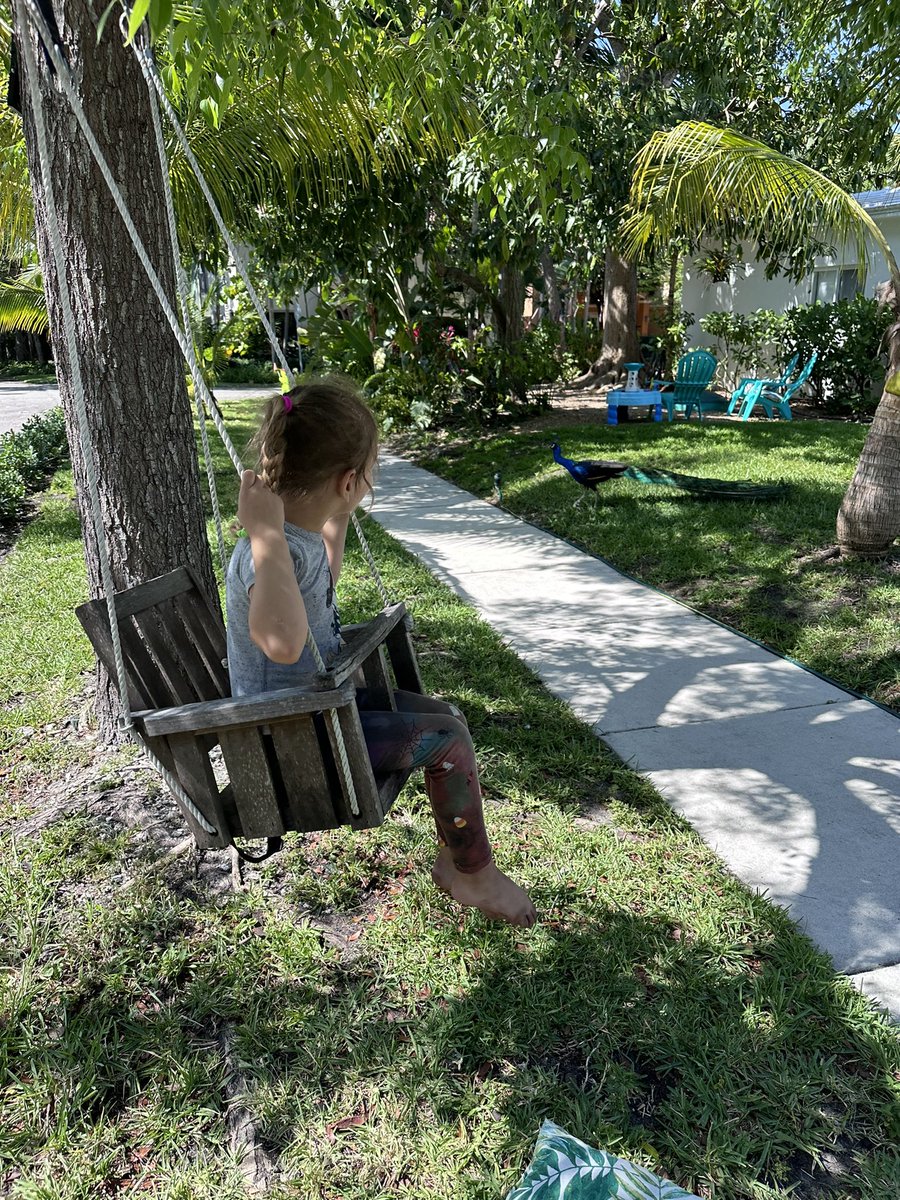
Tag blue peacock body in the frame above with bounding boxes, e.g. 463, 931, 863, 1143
551, 443, 788, 501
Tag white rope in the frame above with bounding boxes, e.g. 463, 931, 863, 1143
351, 512, 391, 608
138, 25, 227, 579
16, 0, 216, 836
130, 36, 295, 387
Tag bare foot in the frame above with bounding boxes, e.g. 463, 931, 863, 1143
431, 847, 537, 928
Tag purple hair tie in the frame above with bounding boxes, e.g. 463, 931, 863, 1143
282, 393, 293, 413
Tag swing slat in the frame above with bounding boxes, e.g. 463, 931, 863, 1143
166, 731, 233, 849
385, 621, 424, 694
76, 601, 147, 709
327, 702, 385, 828
153, 597, 221, 701
362, 644, 396, 711
136, 607, 205, 706
176, 586, 230, 695
140, 682, 353, 737
270, 720, 341, 832
218, 727, 286, 838
110, 565, 199, 616
119, 614, 188, 707
326, 603, 408, 686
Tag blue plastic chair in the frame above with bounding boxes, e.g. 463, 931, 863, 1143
662, 350, 718, 421
737, 351, 818, 420
728, 353, 799, 415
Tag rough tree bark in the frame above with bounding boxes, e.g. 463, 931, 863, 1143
499, 263, 525, 348
837, 285, 900, 555
539, 247, 563, 324
16, 0, 218, 738
571, 247, 640, 388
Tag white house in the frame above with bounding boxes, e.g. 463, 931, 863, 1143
681, 187, 900, 327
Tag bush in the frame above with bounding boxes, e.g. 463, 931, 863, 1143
700, 298, 892, 417
699, 309, 789, 387
0, 407, 70, 525
19, 407, 68, 469
782, 295, 892, 417
363, 365, 439, 432
0, 458, 26, 521
215, 358, 282, 386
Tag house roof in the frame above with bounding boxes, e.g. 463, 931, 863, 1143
853, 188, 900, 213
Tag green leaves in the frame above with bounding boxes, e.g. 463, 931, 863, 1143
623, 121, 900, 293
0, 264, 48, 337
508, 1122, 700, 1200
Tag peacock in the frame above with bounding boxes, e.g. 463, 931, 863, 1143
551, 443, 788, 501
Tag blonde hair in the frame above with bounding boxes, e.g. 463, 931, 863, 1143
250, 375, 378, 498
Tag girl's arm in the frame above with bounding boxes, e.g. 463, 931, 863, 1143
323, 513, 351, 583
239, 471, 308, 663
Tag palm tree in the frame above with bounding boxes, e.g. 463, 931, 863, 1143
624, 121, 900, 557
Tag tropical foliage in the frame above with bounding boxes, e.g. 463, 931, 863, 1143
509, 1121, 700, 1200
0, 262, 47, 336
623, 122, 899, 289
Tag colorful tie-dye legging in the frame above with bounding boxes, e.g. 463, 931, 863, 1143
357, 690, 492, 874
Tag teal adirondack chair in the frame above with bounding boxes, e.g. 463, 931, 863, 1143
662, 349, 718, 421
737, 350, 818, 420
728, 352, 799, 415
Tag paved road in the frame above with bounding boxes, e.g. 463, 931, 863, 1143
0, 383, 60, 434
0, 382, 278, 436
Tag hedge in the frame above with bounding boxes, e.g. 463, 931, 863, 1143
0, 407, 69, 525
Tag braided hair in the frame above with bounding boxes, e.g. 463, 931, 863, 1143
251, 376, 378, 499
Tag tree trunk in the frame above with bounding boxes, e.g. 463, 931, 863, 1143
16, 0, 218, 739
837, 311, 900, 555
499, 263, 525, 348
539, 247, 562, 324
571, 247, 640, 388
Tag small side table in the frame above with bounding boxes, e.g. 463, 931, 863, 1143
607, 388, 664, 426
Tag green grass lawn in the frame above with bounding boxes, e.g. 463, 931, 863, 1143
411, 419, 900, 714
1, 401, 898, 1199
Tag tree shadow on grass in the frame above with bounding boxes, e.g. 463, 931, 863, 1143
224, 905, 899, 1199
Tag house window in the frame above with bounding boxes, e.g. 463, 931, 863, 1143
812, 266, 865, 303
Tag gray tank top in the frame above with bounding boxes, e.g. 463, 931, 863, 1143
225, 523, 342, 696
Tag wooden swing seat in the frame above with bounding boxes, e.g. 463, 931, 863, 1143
76, 566, 424, 850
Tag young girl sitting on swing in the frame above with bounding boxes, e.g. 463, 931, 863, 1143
226, 377, 536, 928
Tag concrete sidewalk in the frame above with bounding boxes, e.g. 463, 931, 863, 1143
372, 454, 900, 1021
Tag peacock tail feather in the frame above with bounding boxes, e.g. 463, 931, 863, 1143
622, 466, 788, 500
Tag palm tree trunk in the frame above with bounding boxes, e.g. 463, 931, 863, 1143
16, 0, 218, 738
837, 313, 900, 555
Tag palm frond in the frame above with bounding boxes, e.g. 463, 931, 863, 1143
622, 121, 900, 290
0, 24, 35, 261
0, 267, 49, 336
165, 25, 475, 244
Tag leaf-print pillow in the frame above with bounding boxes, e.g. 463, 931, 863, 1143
507, 1121, 700, 1200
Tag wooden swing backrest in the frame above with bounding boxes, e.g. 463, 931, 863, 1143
76, 569, 424, 850
76, 565, 229, 712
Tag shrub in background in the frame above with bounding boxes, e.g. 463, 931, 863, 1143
782, 295, 892, 417
699, 309, 788, 388
699, 297, 891, 417
0, 407, 70, 525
